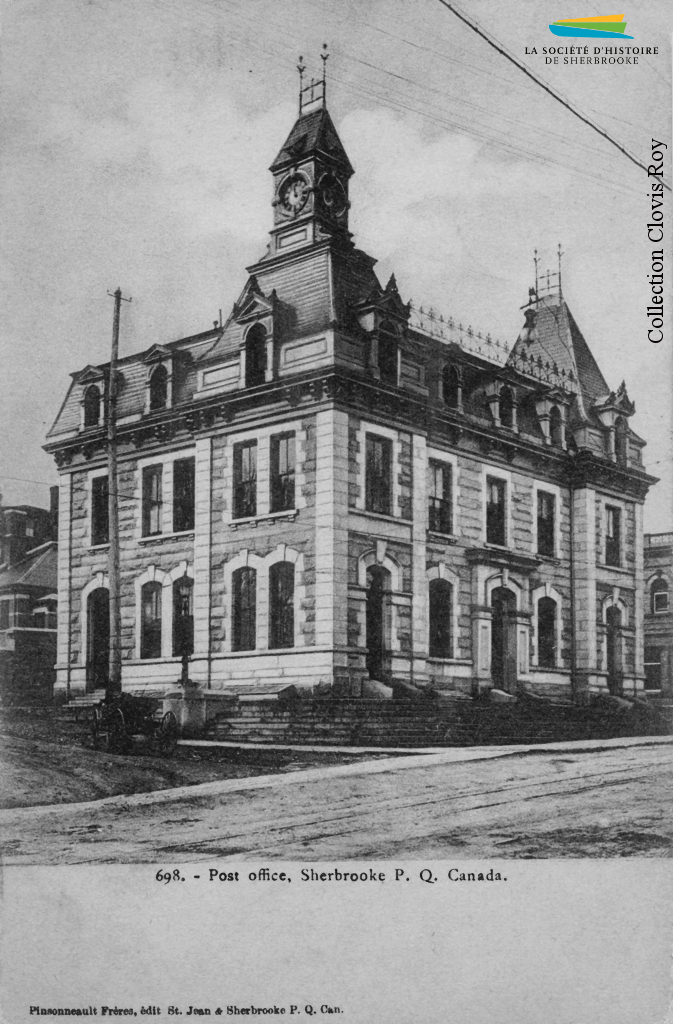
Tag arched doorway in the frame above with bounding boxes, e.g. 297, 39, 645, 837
366, 565, 390, 680
491, 586, 517, 692
606, 605, 623, 695
87, 587, 109, 691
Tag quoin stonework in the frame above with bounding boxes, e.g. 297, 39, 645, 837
45, 71, 657, 713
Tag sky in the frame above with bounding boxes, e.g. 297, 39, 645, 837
1, 0, 671, 530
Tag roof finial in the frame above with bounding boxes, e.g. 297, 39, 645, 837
533, 248, 539, 300
321, 43, 329, 103
297, 55, 306, 113
557, 242, 564, 299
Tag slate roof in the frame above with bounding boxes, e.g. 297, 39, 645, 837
508, 292, 610, 419
270, 107, 354, 176
0, 542, 58, 592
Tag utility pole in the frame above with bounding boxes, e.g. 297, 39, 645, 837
106, 287, 132, 698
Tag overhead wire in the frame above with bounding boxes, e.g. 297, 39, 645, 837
435, 0, 672, 190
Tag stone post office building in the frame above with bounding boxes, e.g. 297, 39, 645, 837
46, 77, 656, 705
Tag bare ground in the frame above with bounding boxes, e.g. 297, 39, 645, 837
0, 705, 392, 810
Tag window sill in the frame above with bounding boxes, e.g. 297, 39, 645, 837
535, 553, 562, 565
89, 543, 110, 551
229, 510, 298, 528
597, 562, 629, 572
139, 531, 195, 544
353, 509, 411, 525
427, 531, 457, 544
427, 657, 472, 665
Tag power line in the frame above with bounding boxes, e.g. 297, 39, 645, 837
436, 0, 672, 191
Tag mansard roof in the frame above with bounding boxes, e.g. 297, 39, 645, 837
508, 291, 610, 419
270, 107, 354, 176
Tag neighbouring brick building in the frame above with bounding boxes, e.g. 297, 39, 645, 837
45, 76, 657, 708
644, 533, 673, 697
0, 496, 58, 703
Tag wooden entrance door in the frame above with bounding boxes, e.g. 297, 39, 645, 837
87, 587, 109, 691
366, 566, 389, 680
606, 605, 623, 695
491, 587, 517, 693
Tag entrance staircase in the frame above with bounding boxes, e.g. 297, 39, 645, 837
203, 692, 671, 748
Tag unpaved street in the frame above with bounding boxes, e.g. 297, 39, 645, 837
2, 739, 672, 863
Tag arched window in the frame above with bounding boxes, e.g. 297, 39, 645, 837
149, 364, 168, 411
651, 578, 669, 614
172, 576, 194, 657
429, 579, 452, 658
378, 321, 398, 385
232, 566, 256, 652
537, 597, 557, 668
140, 581, 162, 659
269, 562, 294, 649
499, 386, 514, 428
83, 386, 101, 427
245, 323, 267, 388
549, 406, 563, 446
443, 365, 460, 409
615, 416, 628, 466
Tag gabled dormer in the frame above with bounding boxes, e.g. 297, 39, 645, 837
143, 344, 173, 413
593, 381, 637, 465
356, 274, 411, 384
74, 365, 106, 430
197, 276, 292, 394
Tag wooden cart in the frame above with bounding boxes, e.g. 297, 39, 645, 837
91, 693, 178, 757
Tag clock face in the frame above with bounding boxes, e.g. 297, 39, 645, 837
279, 174, 309, 215
318, 174, 347, 218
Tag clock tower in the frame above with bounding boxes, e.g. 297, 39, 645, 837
267, 49, 354, 258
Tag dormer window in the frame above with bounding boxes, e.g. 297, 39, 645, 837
443, 365, 460, 409
245, 323, 267, 388
550, 406, 563, 445
149, 364, 168, 411
499, 386, 514, 428
378, 321, 398, 385
83, 386, 101, 428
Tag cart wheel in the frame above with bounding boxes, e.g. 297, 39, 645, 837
155, 710, 178, 757
94, 707, 129, 755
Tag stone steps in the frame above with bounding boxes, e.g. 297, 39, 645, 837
204, 695, 671, 748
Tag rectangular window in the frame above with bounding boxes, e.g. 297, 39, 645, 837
173, 457, 195, 533
644, 647, 662, 691
270, 433, 296, 513
537, 490, 555, 557
365, 434, 393, 515
428, 462, 452, 534
15, 596, 31, 628
91, 475, 109, 546
0, 601, 9, 630
233, 441, 257, 519
142, 465, 163, 536
605, 506, 621, 566
486, 476, 506, 546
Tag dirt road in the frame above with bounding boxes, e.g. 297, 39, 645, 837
2, 739, 671, 863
